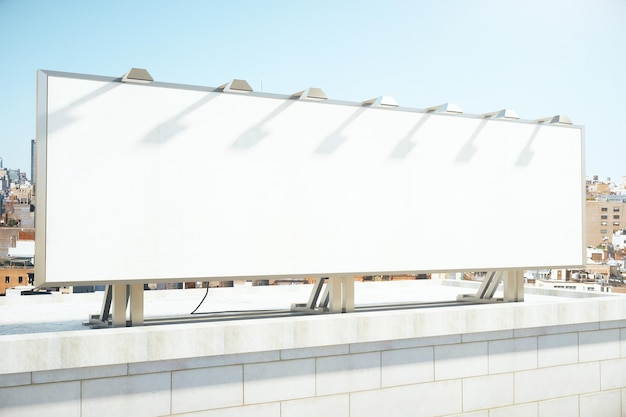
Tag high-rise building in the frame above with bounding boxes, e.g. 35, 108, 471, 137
31, 139, 35, 184
7, 169, 19, 184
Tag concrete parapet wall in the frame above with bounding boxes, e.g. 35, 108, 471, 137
2, 283, 626, 416
2, 321, 626, 416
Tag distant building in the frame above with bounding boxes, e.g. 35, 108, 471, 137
587, 180, 610, 197
0, 269, 34, 295
31, 139, 36, 185
613, 229, 626, 250
0, 168, 8, 194
13, 182, 33, 204
7, 169, 20, 184
586, 200, 626, 247
0, 230, 34, 295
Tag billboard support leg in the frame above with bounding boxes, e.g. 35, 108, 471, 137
129, 283, 144, 326
291, 276, 355, 314
457, 270, 524, 303
503, 270, 524, 302
111, 284, 127, 327
87, 284, 145, 328
342, 276, 355, 313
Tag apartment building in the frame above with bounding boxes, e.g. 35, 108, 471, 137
0, 267, 34, 295
586, 199, 626, 247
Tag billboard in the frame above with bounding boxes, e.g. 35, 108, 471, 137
35, 70, 585, 285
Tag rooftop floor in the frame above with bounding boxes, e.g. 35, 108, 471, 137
0, 279, 614, 336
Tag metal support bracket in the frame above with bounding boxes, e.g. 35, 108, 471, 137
457, 270, 524, 303
86, 283, 145, 328
291, 276, 355, 313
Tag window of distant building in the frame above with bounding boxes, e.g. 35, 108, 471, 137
614, 207, 620, 212
601, 221, 608, 226
18, 277, 23, 284
614, 222, 621, 226
601, 229, 608, 234
4, 277, 9, 284
614, 215, 620, 219
601, 207, 608, 212
601, 215, 608, 219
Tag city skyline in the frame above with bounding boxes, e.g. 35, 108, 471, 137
1, 1, 625, 180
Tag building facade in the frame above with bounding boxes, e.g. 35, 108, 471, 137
2, 281, 626, 416
586, 200, 626, 247
0, 268, 34, 295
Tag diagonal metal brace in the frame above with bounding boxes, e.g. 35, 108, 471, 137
291, 277, 330, 313
457, 271, 504, 303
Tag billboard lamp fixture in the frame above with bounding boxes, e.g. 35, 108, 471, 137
121, 68, 153, 84
535, 115, 573, 125
362, 96, 399, 107
482, 109, 520, 120
218, 79, 253, 93
292, 88, 327, 101
425, 103, 463, 114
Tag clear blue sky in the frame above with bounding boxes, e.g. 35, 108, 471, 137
1, 0, 624, 181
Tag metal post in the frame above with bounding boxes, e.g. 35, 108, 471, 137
342, 276, 355, 313
503, 270, 524, 302
112, 284, 127, 327
129, 283, 144, 326
98, 285, 113, 323
328, 277, 343, 313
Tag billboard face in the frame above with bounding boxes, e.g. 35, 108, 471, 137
35, 70, 585, 285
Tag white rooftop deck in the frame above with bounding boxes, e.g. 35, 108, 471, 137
0, 279, 576, 335
1, 279, 625, 375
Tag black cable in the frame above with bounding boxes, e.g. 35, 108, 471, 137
190, 284, 210, 314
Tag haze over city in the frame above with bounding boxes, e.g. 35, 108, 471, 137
1, 0, 625, 180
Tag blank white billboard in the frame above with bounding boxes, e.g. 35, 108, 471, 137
35, 70, 585, 285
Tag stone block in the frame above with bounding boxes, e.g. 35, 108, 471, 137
33, 364, 127, 384
600, 357, 626, 390
0, 371, 30, 387
434, 341, 488, 380
129, 351, 278, 375
243, 358, 315, 404
488, 402, 537, 417
514, 362, 600, 403
81, 373, 170, 417
280, 344, 348, 360
170, 402, 279, 417
488, 336, 537, 373
0, 381, 80, 417
381, 346, 433, 387
462, 373, 514, 412
349, 380, 462, 417
172, 365, 242, 414
537, 396, 578, 417
349, 334, 460, 354
579, 328, 620, 362
281, 394, 349, 417
537, 332, 578, 367
579, 389, 621, 417
316, 352, 380, 395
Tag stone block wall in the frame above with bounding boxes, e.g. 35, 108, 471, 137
2, 320, 626, 416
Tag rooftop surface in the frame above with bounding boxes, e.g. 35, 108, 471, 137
0, 279, 613, 336
3, 279, 626, 375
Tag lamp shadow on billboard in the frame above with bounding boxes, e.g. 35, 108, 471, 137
47, 82, 121, 135
455, 118, 488, 163
231, 100, 298, 149
516, 124, 541, 166
389, 113, 431, 159
315, 107, 366, 154
141, 92, 221, 146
